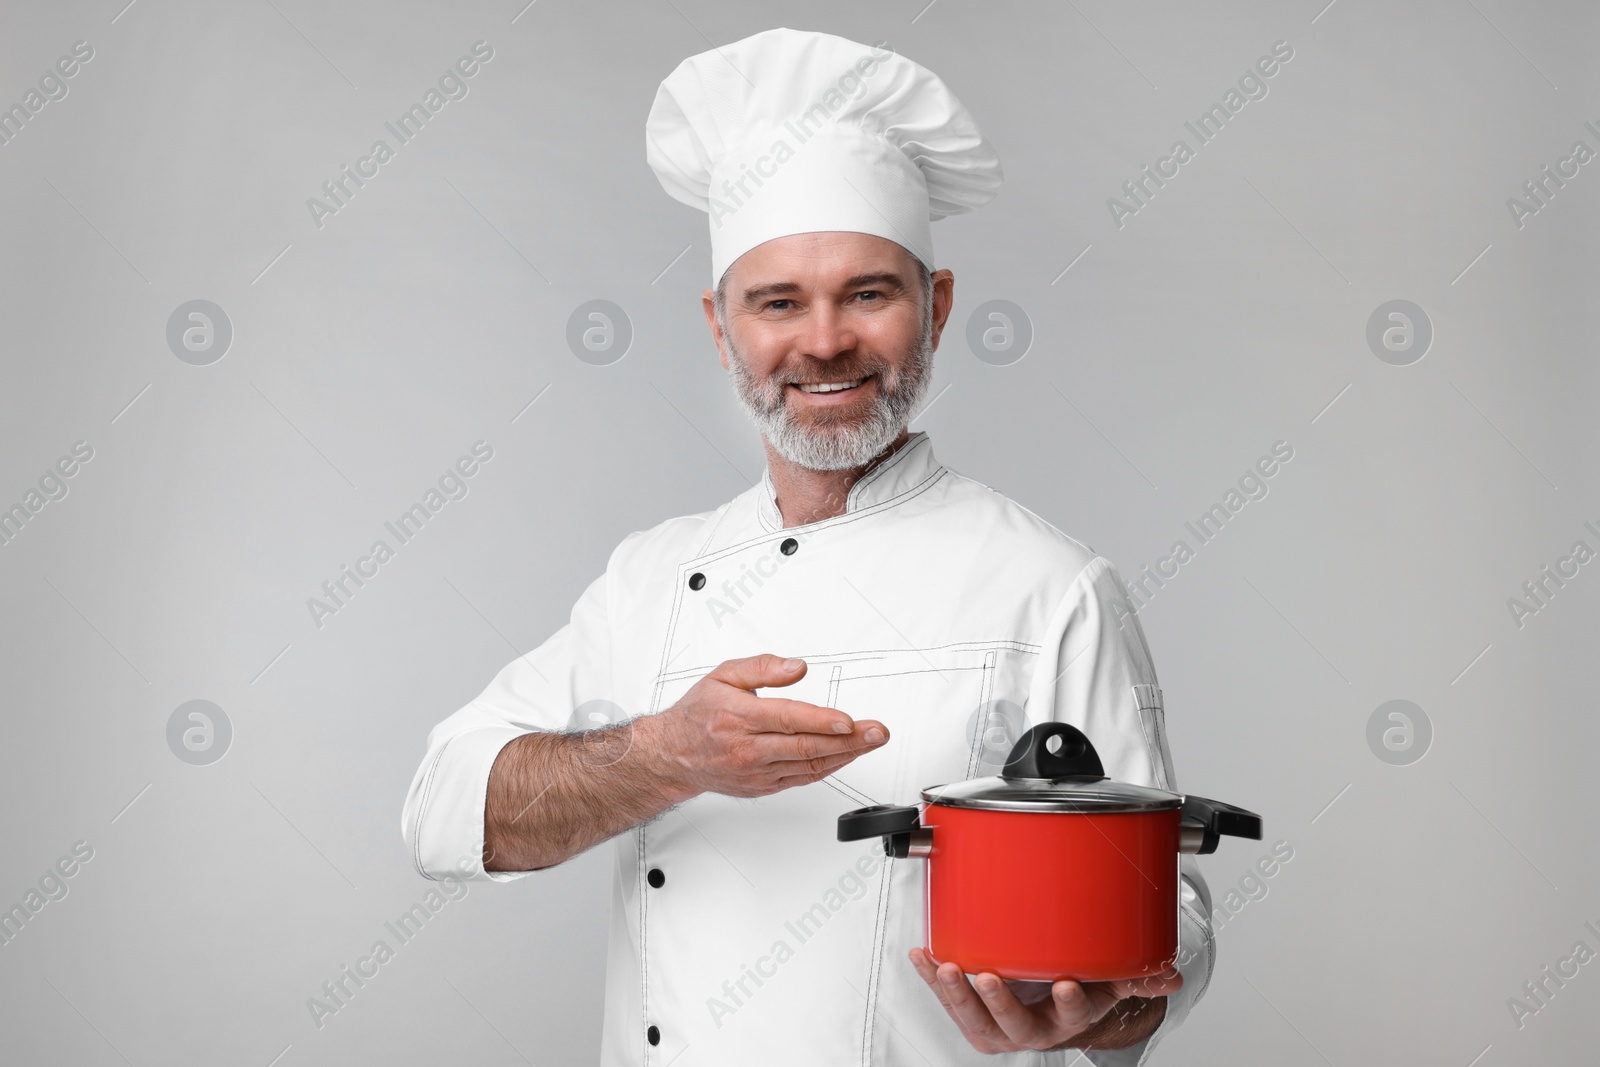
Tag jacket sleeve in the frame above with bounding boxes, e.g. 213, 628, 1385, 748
1024, 555, 1214, 1067
400, 564, 614, 883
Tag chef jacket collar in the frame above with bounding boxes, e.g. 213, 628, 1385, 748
756, 431, 942, 532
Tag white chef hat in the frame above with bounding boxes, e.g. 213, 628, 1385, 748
645, 27, 1003, 287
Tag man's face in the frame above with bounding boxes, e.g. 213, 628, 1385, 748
703, 232, 954, 471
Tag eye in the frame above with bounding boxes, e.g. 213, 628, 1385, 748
764, 299, 794, 311
853, 291, 882, 303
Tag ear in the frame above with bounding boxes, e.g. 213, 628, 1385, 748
928, 269, 955, 351
702, 289, 730, 370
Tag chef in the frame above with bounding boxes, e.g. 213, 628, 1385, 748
402, 26, 1215, 1066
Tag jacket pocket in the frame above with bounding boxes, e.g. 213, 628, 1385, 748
1131, 682, 1172, 791
816, 641, 1039, 805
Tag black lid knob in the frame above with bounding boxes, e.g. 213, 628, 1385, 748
1001, 722, 1105, 781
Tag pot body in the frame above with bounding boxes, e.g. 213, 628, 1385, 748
921, 802, 1179, 981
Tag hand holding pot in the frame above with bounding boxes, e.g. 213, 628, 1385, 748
839, 721, 1261, 1051
908, 948, 1181, 1052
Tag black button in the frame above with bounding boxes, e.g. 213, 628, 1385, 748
688, 572, 706, 590
647, 868, 665, 888
647, 1024, 660, 1046
780, 537, 798, 555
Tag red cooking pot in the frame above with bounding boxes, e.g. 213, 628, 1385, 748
837, 721, 1261, 981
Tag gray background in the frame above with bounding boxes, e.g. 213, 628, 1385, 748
0, 0, 1594, 1064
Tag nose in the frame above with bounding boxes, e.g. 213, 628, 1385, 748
797, 300, 857, 363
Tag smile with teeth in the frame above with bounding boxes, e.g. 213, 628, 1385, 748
794, 377, 868, 393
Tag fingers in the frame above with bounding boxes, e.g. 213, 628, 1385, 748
908, 949, 957, 1012
970, 971, 1062, 1050
1048, 980, 1111, 1034
1055, 970, 1181, 1035
923, 959, 1018, 1048
702, 656, 861, 737
905, 949, 1167, 1055
706, 653, 808, 693
764, 719, 889, 789
909, 949, 994, 1049
739, 693, 862, 737
770, 748, 876, 785
705, 657, 891, 746
761, 716, 889, 760
691, 655, 892, 796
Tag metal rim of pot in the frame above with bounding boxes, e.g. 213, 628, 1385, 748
836, 721, 1262, 857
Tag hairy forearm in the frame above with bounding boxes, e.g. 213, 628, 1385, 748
484, 715, 691, 872
1058, 995, 1166, 1051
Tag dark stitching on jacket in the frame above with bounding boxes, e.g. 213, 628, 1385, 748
861, 854, 896, 1066
691, 465, 949, 564
1179, 897, 1215, 1003
653, 640, 1040, 682
648, 459, 953, 700
967, 650, 997, 779
410, 742, 448, 880
692, 499, 739, 558
641, 509, 739, 716
847, 433, 929, 509
650, 569, 689, 715
756, 469, 780, 533
1133, 694, 1164, 791
638, 828, 650, 1064
846, 664, 989, 683
1153, 707, 1175, 791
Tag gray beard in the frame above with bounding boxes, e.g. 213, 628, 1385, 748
723, 309, 935, 472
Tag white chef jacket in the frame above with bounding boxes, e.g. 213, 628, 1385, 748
402, 431, 1215, 1066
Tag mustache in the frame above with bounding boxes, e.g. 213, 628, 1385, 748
768, 357, 891, 386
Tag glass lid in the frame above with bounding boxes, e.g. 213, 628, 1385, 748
921, 721, 1182, 814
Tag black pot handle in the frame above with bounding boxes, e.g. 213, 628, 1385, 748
1180, 794, 1263, 854
1002, 722, 1105, 780
837, 804, 921, 842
